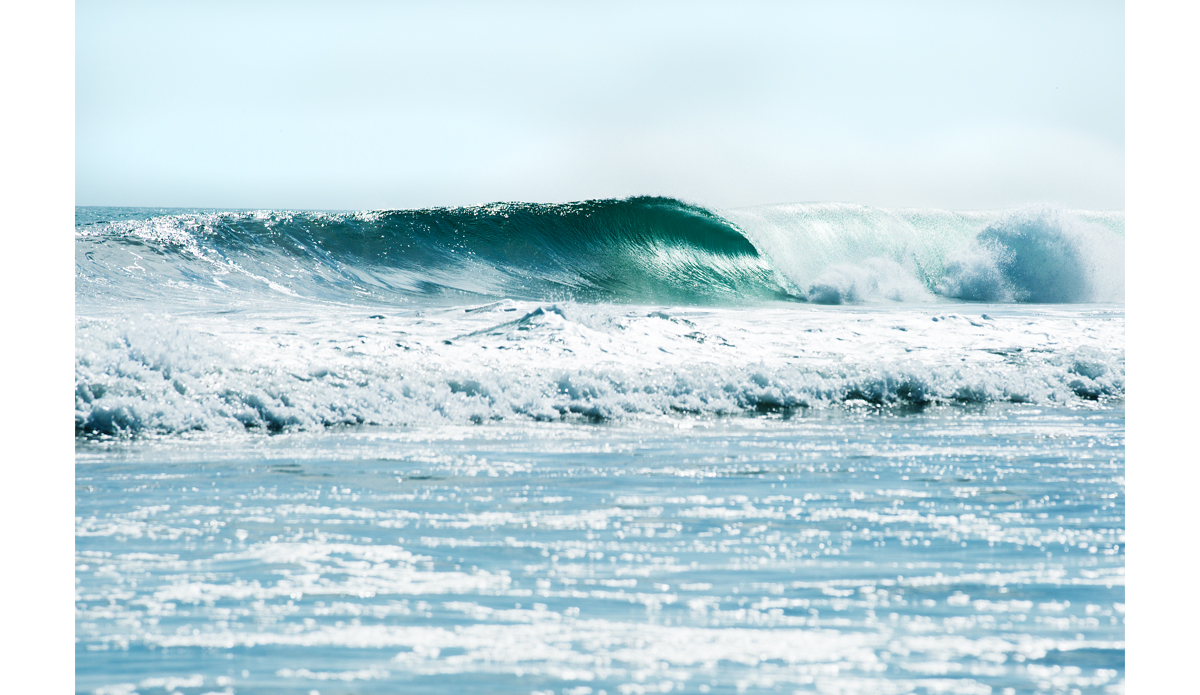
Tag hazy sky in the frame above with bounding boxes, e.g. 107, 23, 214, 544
76, 0, 1124, 211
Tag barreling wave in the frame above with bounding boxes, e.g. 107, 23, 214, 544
75, 197, 788, 307
76, 197, 1123, 307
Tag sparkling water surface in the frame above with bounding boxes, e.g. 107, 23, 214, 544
76, 404, 1124, 695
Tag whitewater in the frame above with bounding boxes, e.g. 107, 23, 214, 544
75, 199, 1124, 695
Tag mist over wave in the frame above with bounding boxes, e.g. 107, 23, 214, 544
722, 202, 1123, 305
933, 207, 1125, 303
76, 198, 1123, 308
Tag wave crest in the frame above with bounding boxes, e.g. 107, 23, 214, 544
76, 200, 1124, 307
76, 197, 788, 306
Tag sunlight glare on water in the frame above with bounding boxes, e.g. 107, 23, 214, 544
76, 406, 1124, 695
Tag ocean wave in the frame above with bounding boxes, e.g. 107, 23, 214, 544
724, 202, 1123, 305
75, 197, 787, 306
76, 198, 1123, 308
934, 207, 1125, 303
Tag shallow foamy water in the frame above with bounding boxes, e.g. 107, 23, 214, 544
77, 404, 1123, 695
75, 301, 1124, 436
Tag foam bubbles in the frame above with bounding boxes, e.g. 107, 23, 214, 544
75, 302, 1124, 437
806, 258, 933, 304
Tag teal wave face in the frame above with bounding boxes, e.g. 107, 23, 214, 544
75, 197, 791, 306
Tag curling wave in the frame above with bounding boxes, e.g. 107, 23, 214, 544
75, 197, 788, 306
76, 198, 1123, 307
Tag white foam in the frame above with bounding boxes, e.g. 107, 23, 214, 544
807, 258, 933, 304
935, 207, 1124, 303
724, 203, 1123, 304
75, 302, 1124, 436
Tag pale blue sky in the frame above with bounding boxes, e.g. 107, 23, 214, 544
76, 0, 1124, 211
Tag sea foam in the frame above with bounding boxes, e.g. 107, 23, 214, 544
76, 302, 1124, 437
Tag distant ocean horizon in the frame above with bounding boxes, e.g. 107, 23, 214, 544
76, 198, 1124, 694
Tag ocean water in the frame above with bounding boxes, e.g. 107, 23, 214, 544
76, 199, 1124, 694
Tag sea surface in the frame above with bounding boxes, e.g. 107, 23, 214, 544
76, 199, 1124, 694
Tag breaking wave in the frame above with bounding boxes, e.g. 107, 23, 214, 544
76, 198, 1123, 308
934, 208, 1125, 303
74, 199, 1125, 437
723, 203, 1123, 305
75, 197, 787, 306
